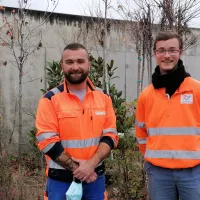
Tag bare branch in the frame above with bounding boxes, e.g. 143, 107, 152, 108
23, 77, 43, 84
151, 0, 200, 49
23, 0, 59, 43
21, 108, 36, 119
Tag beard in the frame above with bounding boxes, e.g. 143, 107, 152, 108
64, 69, 89, 84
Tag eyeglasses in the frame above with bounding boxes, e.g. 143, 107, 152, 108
154, 49, 180, 56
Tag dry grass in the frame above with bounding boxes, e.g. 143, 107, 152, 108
0, 147, 147, 200
0, 153, 45, 200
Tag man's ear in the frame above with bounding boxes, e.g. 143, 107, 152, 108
60, 59, 63, 69
89, 61, 91, 71
180, 49, 184, 56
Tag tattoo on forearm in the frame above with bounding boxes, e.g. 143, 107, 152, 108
55, 152, 78, 171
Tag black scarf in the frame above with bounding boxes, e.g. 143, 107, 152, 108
152, 59, 190, 97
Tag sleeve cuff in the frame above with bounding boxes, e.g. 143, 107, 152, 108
45, 142, 64, 160
100, 136, 114, 149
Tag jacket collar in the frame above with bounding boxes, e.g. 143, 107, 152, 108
176, 77, 193, 93
64, 77, 96, 93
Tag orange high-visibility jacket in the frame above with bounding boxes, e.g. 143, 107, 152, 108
36, 78, 118, 176
136, 77, 200, 169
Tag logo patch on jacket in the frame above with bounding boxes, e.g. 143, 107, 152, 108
95, 111, 106, 115
180, 94, 193, 104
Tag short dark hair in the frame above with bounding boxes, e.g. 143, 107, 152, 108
63, 43, 89, 57
153, 31, 183, 50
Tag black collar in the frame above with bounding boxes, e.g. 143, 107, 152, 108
152, 59, 190, 97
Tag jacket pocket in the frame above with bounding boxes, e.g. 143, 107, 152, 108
57, 111, 79, 139
91, 110, 106, 136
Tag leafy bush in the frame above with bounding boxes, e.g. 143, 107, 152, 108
46, 60, 64, 90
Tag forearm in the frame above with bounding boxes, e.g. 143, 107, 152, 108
55, 151, 79, 171
90, 142, 111, 168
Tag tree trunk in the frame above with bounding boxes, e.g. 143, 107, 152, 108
141, 47, 146, 92
137, 41, 142, 98
148, 4, 153, 84
148, 53, 153, 84
18, 63, 23, 200
18, 65, 23, 172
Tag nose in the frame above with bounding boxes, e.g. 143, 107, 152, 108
72, 62, 79, 70
164, 51, 170, 57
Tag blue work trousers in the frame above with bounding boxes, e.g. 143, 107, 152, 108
46, 174, 105, 200
145, 162, 200, 200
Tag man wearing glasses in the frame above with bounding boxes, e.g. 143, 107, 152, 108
136, 31, 200, 200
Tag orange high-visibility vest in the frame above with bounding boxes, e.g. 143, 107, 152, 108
136, 77, 200, 169
36, 78, 118, 176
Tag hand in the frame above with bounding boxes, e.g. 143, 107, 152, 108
85, 172, 98, 183
72, 157, 96, 182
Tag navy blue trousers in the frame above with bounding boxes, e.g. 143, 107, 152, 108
46, 174, 105, 200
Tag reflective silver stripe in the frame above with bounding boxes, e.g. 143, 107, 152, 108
42, 143, 56, 153
136, 138, 147, 145
51, 87, 61, 94
36, 132, 58, 142
135, 121, 146, 128
102, 128, 117, 135
49, 159, 103, 170
61, 137, 100, 148
95, 87, 103, 93
148, 127, 200, 136
145, 149, 200, 159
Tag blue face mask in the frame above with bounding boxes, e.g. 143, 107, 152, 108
66, 181, 83, 200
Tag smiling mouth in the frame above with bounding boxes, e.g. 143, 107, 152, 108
162, 61, 173, 63
71, 73, 82, 75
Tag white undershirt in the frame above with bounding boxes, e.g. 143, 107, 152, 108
70, 89, 87, 102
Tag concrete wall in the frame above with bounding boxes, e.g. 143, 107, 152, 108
0, 8, 200, 151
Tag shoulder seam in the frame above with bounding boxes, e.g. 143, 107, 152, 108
43, 84, 64, 100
